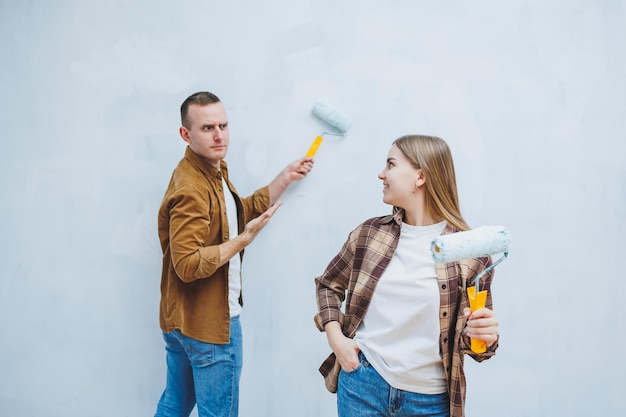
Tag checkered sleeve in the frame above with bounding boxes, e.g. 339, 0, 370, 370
313, 228, 359, 332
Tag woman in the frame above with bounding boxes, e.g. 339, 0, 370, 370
314, 135, 499, 417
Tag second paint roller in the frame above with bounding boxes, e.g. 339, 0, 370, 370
431, 225, 511, 353
306, 100, 352, 157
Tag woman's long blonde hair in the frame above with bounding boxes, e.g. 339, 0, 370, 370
393, 135, 470, 231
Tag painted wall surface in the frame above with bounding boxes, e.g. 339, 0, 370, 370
1, 1, 624, 416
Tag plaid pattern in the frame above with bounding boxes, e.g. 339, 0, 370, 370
314, 210, 498, 417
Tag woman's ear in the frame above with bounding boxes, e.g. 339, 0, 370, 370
415, 169, 426, 187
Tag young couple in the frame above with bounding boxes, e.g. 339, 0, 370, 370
154, 91, 499, 417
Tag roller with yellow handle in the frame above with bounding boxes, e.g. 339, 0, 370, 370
430, 225, 511, 353
466, 286, 489, 353
305, 100, 352, 158
306, 136, 324, 158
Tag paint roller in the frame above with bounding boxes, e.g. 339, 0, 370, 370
431, 225, 511, 353
305, 100, 352, 157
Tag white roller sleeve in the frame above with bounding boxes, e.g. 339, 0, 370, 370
311, 100, 352, 134
431, 225, 511, 263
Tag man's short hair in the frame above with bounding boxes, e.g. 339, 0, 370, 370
181, 91, 221, 128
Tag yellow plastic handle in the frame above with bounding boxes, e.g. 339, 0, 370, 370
466, 286, 488, 353
305, 136, 323, 157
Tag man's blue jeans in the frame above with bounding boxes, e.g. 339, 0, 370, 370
155, 316, 243, 417
337, 352, 449, 417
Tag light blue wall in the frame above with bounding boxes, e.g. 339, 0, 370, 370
1, 1, 624, 416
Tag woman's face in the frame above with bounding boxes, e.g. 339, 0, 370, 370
378, 144, 421, 209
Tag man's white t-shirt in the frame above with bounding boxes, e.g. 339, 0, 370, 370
223, 177, 242, 317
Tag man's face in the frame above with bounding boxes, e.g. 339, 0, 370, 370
180, 102, 229, 168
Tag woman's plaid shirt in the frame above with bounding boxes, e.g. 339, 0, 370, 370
314, 210, 498, 417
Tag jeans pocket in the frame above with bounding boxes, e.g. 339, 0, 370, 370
341, 353, 365, 375
179, 334, 215, 367
341, 362, 363, 374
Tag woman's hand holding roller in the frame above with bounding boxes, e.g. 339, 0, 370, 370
463, 307, 499, 347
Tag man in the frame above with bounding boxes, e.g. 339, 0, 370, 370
154, 91, 314, 417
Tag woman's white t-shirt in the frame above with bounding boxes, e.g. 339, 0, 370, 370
355, 220, 448, 394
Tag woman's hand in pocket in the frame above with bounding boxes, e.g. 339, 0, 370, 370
324, 321, 361, 371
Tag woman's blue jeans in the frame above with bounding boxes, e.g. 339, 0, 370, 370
337, 352, 449, 417
155, 316, 243, 417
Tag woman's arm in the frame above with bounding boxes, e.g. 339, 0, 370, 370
324, 321, 361, 371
